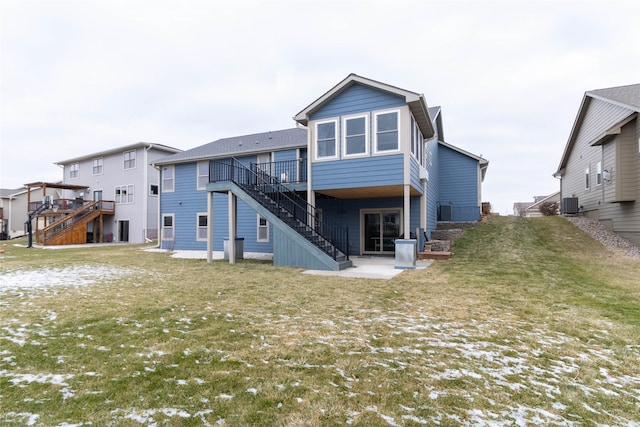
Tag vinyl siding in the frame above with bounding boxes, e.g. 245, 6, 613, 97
438, 145, 481, 221
561, 99, 640, 245
312, 155, 404, 190
425, 138, 439, 237
561, 98, 632, 210
310, 83, 405, 121
409, 157, 424, 194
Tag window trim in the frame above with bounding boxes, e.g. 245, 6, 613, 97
257, 214, 269, 243
373, 109, 401, 154
342, 114, 369, 158
197, 161, 209, 190
315, 119, 338, 161
69, 163, 79, 179
123, 149, 137, 170
162, 213, 175, 241
196, 212, 208, 242
92, 157, 103, 176
162, 165, 175, 193
115, 184, 134, 204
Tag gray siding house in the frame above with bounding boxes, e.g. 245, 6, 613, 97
55, 143, 182, 244
555, 84, 640, 245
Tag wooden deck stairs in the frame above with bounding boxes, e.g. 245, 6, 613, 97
37, 200, 115, 246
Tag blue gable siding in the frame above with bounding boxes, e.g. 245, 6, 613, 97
310, 83, 405, 121
312, 155, 404, 191
438, 145, 480, 221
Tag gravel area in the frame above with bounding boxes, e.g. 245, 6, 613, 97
564, 216, 640, 257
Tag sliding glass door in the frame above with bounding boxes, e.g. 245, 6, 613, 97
362, 209, 401, 254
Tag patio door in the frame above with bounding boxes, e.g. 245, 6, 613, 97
361, 209, 402, 254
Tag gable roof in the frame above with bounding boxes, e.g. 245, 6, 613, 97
555, 83, 640, 176
294, 73, 435, 139
153, 128, 307, 165
55, 142, 182, 165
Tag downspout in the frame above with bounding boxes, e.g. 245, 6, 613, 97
143, 145, 151, 243
153, 164, 161, 248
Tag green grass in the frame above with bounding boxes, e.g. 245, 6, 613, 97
1, 215, 639, 426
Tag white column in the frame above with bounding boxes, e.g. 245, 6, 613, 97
228, 191, 236, 264
207, 191, 213, 263
404, 184, 411, 239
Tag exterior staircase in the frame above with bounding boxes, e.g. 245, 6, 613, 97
37, 200, 115, 246
209, 159, 352, 271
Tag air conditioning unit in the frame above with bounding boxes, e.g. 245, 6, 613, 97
561, 197, 579, 215
439, 205, 452, 221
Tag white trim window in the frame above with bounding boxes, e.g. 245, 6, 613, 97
92, 157, 103, 175
257, 215, 269, 242
115, 184, 134, 204
196, 213, 208, 241
162, 214, 175, 241
315, 120, 338, 160
585, 166, 590, 189
596, 161, 602, 186
343, 115, 368, 157
123, 150, 136, 169
197, 161, 209, 190
162, 165, 175, 192
69, 163, 79, 179
374, 110, 400, 153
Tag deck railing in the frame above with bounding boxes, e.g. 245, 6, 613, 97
37, 200, 115, 244
253, 159, 307, 184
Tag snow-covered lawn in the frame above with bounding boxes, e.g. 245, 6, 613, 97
1, 263, 639, 426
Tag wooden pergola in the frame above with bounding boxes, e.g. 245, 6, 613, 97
24, 182, 89, 210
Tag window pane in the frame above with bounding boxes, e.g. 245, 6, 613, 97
317, 122, 335, 140
377, 131, 398, 151
377, 112, 397, 132
318, 140, 335, 157
346, 117, 365, 135
198, 215, 207, 227
163, 216, 173, 227
346, 135, 366, 155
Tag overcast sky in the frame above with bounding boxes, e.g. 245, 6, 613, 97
1, 0, 639, 215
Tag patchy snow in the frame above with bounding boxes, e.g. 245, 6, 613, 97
0, 265, 137, 293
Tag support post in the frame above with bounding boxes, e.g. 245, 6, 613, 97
207, 191, 213, 263
228, 191, 236, 264
403, 184, 411, 239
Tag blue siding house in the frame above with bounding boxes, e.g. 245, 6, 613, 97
153, 74, 488, 270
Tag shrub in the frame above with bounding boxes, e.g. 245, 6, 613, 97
539, 201, 559, 216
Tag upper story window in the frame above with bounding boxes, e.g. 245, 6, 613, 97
92, 157, 103, 175
343, 115, 368, 157
596, 161, 602, 186
69, 163, 79, 179
123, 150, 136, 169
374, 110, 399, 153
162, 165, 175, 192
197, 161, 209, 190
115, 184, 134, 204
316, 120, 338, 160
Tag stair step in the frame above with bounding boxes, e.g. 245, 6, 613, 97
418, 251, 452, 260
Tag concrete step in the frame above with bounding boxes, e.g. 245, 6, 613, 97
418, 251, 452, 260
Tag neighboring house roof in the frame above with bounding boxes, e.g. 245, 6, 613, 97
438, 140, 489, 180
555, 83, 640, 176
294, 73, 435, 140
153, 128, 307, 166
1, 188, 26, 198
526, 191, 560, 212
513, 202, 533, 215
55, 142, 182, 165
